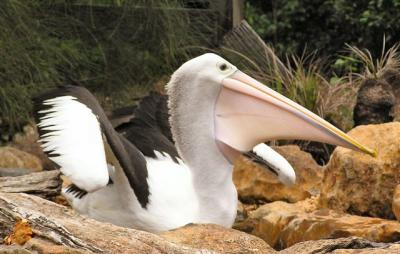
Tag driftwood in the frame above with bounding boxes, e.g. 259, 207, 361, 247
0, 168, 33, 177
0, 193, 205, 254
0, 170, 61, 199
222, 20, 290, 82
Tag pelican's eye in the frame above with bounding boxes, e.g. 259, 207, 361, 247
217, 62, 231, 73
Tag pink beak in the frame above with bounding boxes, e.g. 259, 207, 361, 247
215, 71, 376, 157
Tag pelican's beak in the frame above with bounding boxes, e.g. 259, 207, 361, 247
215, 71, 376, 158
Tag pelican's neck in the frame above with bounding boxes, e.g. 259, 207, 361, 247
167, 82, 233, 186
167, 73, 237, 225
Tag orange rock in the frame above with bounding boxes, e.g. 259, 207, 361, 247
11, 124, 54, 170
233, 145, 322, 203
319, 122, 400, 219
0, 147, 42, 172
282, 237, 400, 254
392, 185, 400, 220
240, 198, 400, 249
160, 224, 276, 254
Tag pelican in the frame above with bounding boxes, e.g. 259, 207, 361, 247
34, 53, 374, 233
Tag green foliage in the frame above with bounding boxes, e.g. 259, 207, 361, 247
246, 0, 400, 58
0, 0, 205, 134
347, 42, 400, 78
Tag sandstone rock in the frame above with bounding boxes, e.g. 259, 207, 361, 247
319, 122, 400, 219
161, 224, 276, 254
233, 145, 322, 203
354, 78, 395, 126
0, 192, 274, 254
382, 68, 400, 122
238, 199, 400, 250
392, 185, 400, 221
11, 124, 54, 170
332, 246, 400, 254
0, 147, 42, 172
281, 237, 398, 254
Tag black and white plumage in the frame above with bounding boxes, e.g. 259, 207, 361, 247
34, 54, 374, 233
35, 86, 205, 231
34, 86, 150, 208
115, 92, 179, 163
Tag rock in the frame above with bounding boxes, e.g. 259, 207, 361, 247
0, 192, 274, 254
319, 122, 400, 219
11, 124, 54, 170
233, 145, 322, 203
160, 224, 276, 254
281, 237, 398, 254
354, 78, 395, 126
392, 185, 400, 221
0, 147, 42, 172
382, 68, 400, 122
238, 198, 400, 250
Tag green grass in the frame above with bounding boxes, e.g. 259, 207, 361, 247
347, 40, 400, 79
0, 0, 209, 135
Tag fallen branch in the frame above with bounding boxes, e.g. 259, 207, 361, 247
0, 170, 61, 199
0, 193, 200, 253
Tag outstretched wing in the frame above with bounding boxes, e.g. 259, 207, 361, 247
34, 86, 150, 207
34, 89, 109, 192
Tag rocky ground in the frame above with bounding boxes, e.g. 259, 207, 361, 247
1, 122, 400, 253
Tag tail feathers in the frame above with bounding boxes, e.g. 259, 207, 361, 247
64, 184, 88, 199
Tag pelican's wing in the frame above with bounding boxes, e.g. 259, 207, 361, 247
34, 86, 150, 207
115, 92, 180, 162
34, 87, 109, 192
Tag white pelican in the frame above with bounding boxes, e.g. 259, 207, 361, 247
34, 53, 374, 232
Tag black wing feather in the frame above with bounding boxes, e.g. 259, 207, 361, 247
115, 92, 180, 163
33, 85, 150, 208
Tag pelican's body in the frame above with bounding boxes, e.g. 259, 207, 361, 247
67, 153, 213, 232
34, 54, 374, 233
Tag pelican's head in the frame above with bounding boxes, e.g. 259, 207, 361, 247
167, 53, 375, 184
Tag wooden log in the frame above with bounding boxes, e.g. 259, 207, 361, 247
0, 170, 61, 199
0, 168, 33, 177
0, 193, 199, 253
